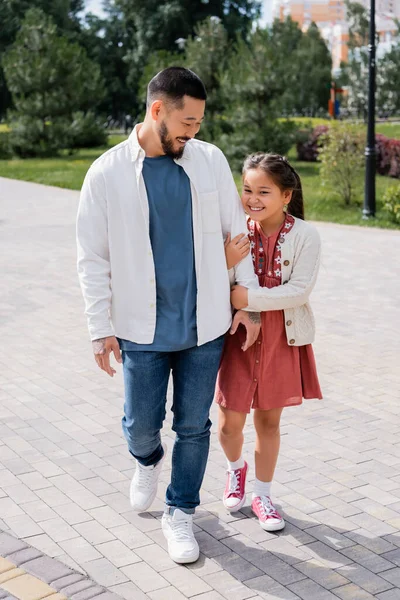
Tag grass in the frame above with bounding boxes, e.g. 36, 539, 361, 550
0, 134, 126, 190
0, 131, 399, 229
280, 116, 400, 140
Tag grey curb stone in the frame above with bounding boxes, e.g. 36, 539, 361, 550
70, 586, 115, 600
22, 556, 74, 585
52, 573, 88, 591
62, 581, 99, 597
0, 533, 28, 557
6, 548, 43, 566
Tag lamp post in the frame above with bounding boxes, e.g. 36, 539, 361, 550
363, 0, 376, 219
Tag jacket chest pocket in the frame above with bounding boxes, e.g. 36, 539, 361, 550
200, 191, 221, 233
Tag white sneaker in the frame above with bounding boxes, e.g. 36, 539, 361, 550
162, 508, 199, 564
130, 443, 167, 512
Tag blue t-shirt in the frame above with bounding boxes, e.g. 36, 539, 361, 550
120, 155, 197, 351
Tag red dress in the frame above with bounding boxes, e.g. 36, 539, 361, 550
215, 216, 322, 413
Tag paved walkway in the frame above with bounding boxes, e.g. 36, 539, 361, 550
1, 175, 400, 600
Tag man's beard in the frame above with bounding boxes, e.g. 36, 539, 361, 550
158, 121, 188, 159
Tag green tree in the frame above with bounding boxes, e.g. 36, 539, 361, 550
2, 7, 105, 156
292, 22, 332, 116
0, 0, 84, 118
137, 17, 232, 141
377, 23, 400, 116
80, 1, 137, 121
268, 17, 331, 117
184, 17, 231, 140
119, 0, 261, 90
219, 27, 296, 170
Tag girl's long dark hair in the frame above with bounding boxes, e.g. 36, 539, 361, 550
242, 153, 305, 220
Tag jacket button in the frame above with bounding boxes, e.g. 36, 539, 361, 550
289, 339, 295, 345
286, 320, 292, 326
284, 260, 290, 266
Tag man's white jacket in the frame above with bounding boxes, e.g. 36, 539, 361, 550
76, 125, 259, 345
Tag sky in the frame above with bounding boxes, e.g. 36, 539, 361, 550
84, 0, 274, 25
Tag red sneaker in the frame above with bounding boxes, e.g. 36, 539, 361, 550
223, 461, 248, 512
251, 496, 285, 531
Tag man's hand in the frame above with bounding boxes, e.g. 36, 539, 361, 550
230, 285, 249, 310
92, 336, 122, 377
230, 310, 261, 351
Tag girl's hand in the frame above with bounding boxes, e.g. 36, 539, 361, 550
230, 285, 249, 309
224, 233, 250, 270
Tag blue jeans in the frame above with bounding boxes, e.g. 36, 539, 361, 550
121, 336, 224, 513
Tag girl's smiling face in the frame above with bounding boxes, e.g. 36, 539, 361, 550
241, 168, 292, 224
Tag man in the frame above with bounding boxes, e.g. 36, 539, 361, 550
77, 67, 260, 564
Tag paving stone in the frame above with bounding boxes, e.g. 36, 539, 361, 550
121, 562, 169, 593
0, 558, 15, 575
109, 582, 149, 600
337, 563, 394, 595
5, 548, 42, 567
293, 558, 349, 590
147, 586, 188, 600
0, 568, 25, 585
332, 583, 376, 600
95, 540, 141, 568
52, 573, 88, 592
0, 533, 27, 557
204, 570, 259, 600
70, 586, 106, 600
340, 544, 395, 574
375, 591, 400, 600
243, 574, 301, 599
78, 558, 129, 588
303, 525, 356, 550
1, 573, 56, 600
162, 566, 212, 596
59, 536, 102, 564
381, 567, 400, 587
211, 552, 263, 583
21, 555, 73, 585
58, 580, 96, 597
133, 543, 177, 572
287, 578, 339, 600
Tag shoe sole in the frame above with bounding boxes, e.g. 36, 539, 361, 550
168, 549, 200, 564
130, 443, 167, 512
223, 494, 246, 513
253, 510, 286, 532
162, 522, 200, 564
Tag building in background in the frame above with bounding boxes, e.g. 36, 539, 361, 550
272, 0, 400, 71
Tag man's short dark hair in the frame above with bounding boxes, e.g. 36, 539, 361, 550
147, 67, 207, 109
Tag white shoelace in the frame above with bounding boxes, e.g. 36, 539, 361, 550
258, 495, 275, 517
170, 518, 193, 541
136, 464, 156, 487
227, 470, 240, 494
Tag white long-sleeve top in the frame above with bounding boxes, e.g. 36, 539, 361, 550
247, 217, 321, 346
76, 125, 259, 345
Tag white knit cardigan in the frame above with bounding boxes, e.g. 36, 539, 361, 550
246, 217, 321, 347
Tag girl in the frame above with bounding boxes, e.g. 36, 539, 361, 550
216, 153, 322, 531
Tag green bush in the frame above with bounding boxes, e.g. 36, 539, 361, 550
218, 117, 297, 173
70, 111, 107, 149
0, 132, 13, 159
8, 115, 70, 158
383, 184, 400, 224
319, 122, 365, 206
